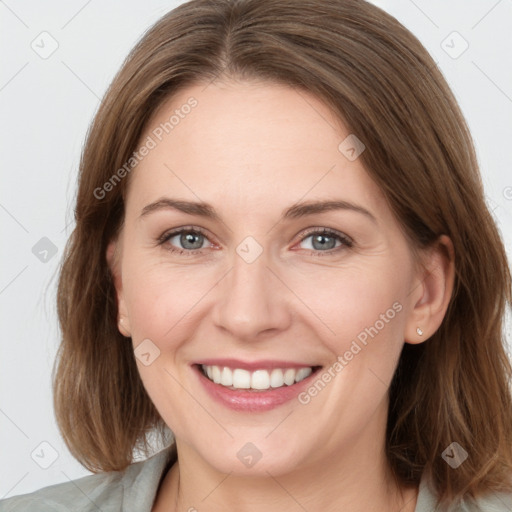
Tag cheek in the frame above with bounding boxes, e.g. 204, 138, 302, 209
282, 260, 408, 352
121, 259, 212, 435
122, 256, 216, 342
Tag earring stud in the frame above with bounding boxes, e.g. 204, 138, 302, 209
416, 327, 423, 336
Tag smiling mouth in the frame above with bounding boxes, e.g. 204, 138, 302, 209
198, 364, 322, 391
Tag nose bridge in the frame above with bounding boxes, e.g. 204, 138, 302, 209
212, 242, 290, 339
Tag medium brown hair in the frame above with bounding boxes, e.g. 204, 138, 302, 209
53, 0, 512, 507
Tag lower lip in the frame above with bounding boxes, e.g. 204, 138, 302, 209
193, 365, 320, 412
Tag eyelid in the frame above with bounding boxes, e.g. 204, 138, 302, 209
157, 226, 217, 253
292, 227, 353, 253
296, 226, 352, 243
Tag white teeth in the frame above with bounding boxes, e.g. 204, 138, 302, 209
220, 367, 233, 386
270, 368, 284, 388
212, 365, 221, 384
232, 369, 251, 389
201, 365, 314, 390
283, 368, 296, 386
251, 370, 270, 390
295, 367, 312, 381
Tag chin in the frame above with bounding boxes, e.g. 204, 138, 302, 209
193, 436, 308, 477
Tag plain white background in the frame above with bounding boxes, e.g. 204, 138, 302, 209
1, 0, 511, 499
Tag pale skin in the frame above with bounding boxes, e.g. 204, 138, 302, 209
107, 79, 455, 512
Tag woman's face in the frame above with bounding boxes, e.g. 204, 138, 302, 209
109, 79, 426, 476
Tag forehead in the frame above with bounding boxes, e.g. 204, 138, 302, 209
125, 80, 387, 219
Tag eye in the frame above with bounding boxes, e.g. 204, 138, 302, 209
157, 226, 352, 256
296, 228, 353, 254
157, 227, 213, 254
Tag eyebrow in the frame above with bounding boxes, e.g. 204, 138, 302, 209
139, 198, 377, 223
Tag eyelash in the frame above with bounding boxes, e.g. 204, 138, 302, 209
157, 225, 353, 257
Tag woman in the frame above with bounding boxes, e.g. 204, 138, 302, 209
1, 0, 511, 510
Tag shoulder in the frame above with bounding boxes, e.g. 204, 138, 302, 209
416, 473, 512, 512
0, 471, 122, 512
0, 445, 176, 512
462, 490, 512, 512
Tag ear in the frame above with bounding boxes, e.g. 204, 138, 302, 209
106, 239, 131, 338
404, 235, 455, 344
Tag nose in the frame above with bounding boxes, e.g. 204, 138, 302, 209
211, 248, 292, 341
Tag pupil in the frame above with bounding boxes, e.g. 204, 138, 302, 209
313, 234, 335, 250
181, 232, 203, 249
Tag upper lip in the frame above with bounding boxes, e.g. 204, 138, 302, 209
194, 358, 320, 371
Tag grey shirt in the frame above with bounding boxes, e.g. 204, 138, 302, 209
1, 446, 511, 511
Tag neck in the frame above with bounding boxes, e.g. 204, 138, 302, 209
153, 405, 418, 512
